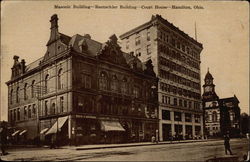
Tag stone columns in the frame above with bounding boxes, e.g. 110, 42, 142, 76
171, 111, 175, 136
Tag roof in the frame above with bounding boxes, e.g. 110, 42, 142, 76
205, 70, 213, 80
69, 34, 102, 56
120, 14, 203, 48
59, 33, 71, 45
25, 57, 43, 72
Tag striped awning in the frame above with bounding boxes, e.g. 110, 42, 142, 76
45, 116, 68, 135
12, 130, 20, 136
101, 121, 125, 132
19, 130, 27, 136
40, 128, 49, 134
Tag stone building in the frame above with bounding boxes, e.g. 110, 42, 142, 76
202, 69, 241, 137
120, 15, 204, 141
6, 14, 158, 145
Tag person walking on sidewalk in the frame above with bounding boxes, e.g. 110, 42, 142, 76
0, 122, 8, 156
224, 133, 233, 155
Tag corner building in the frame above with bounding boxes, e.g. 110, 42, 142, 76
120, 15, 204, 141
6, 14, 158, 145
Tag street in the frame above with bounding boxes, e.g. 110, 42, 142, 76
1, 138, 248, 161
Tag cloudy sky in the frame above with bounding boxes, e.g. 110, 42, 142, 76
1, 1, 249, 120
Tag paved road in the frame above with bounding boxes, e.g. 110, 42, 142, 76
1, 138, 248, 161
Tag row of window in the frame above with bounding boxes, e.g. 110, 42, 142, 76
159, 56, 200, 80
10, 68, 64, 104
160, 82, 200, 100
9, 104, 36, 122
10, 80, 36, 104
159, 69, 200, 90
158, 30, 200, 60
44, 97, 64, 116
205, 111, 218, 122
162, 110, 201, 123
161, 95, 200, 110
159, 45, 200, 70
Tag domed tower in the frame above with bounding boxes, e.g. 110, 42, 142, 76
202, 68, 219, 101
202, 68, 220, 137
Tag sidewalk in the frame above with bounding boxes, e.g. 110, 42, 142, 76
68, 139, 221, 151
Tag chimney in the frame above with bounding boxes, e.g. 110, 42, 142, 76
21, 59, 26, 74
47, 14, 59, 46
13, 55, 19, 66
83, 34, 91, 39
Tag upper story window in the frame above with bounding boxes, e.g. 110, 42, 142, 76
24, 83, 28, 100
135, 49, 141, 57
16, 87, 19, 103
195, 114, 201, 123
99, 71, 108, 90
58, 69, 63, 90
10, 89, 13, 104
126, 41, 129, 49
14, 109, 16, 121
28, 105, 31, 118
32, 104, 36, 115
147, 45, 151, 55
174, 111, 182, 121
81, 73, 91, 89
162, 110, 170, 120
45, 74, 49, 93
24, 106, 27, 118
185, 113, 191, 122
121, 77, 128, 94
212, 111, 217, 122
51, 103, 56, 115
147, 31, 150, 41
133, 86, 140, 98
135, 36, 140, 46
31, 80, 35, 98
60, 97, 64, 113
17, 108, 20, 121
110, 75, 118, 92
45, 101, 48, 116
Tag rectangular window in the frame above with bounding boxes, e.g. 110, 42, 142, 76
162, 110, 170, 120
179, 99, 183, 107
162, 95, 165, 103
133, 86, 140, 98
185, 113, 192, 122
174, 112, 182, 121
195, 114, 201, 123
147, 45, 151, 55
126, 41, 129, 49
147, 31, 150, 41
14, 109, 16, 121
135, 48, 141, 57
28, 105, 31, 118
81, 74, 91, 89
174, 98, 177, 106
184, 100, 187, 107
24, 106, 27, 118
60, 97, 64, 113
45, 101, 48, 116
135, 36, 140, 46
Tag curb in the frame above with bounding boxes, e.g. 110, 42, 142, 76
75, 139, 220, 151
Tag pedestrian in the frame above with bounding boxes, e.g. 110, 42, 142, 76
0, 122, 8, 156
50, 134, 56, 149
224, 133, 233, 155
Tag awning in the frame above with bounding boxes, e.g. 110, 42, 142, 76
19, 130, 27, 136
40, 128, 49, 134
12, 130, 20, 136
101, 121, 125, 132
45, 116, 68, 135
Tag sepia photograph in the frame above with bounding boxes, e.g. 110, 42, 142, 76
0, 0, 249, 161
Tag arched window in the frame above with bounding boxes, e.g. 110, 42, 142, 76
24, 83, 28, 100
212, 111, 217, 122
121, 77, 128, 94
16, 87, 19, 103
110, 75, 118, 92
10, 89, 13, 104
58, 69, 63, 90
31, 80, 35, 98
99, 71, 108, 90
45, 74, 49, 93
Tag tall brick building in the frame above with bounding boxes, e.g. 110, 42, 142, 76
120, 15, 204, 141
6, 14, 158, 145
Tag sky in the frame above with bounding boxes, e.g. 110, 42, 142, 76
1, 1, 249, 121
